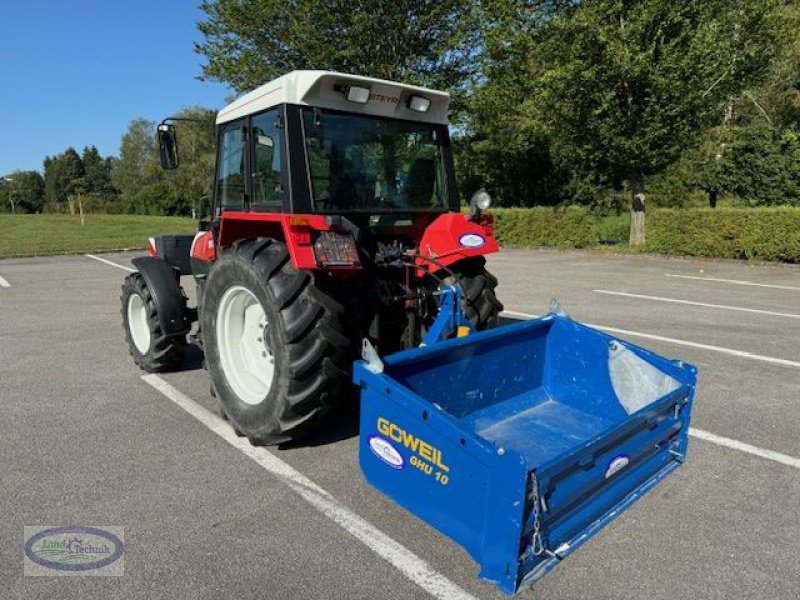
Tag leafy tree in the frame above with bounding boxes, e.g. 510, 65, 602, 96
0, 170, 45, 213
132, 180, 179, 216
732, 2, 800, 133
43, 148, 84, 209
111, 111, 216, 216
81, 145, 117, 201
111, 119, 163, 210
720, 124, 800, 205
196, 0, 480, 99
163, 107, 217, 216
469, 0, 785, 228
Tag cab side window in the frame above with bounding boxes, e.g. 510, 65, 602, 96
251, 110, 283, 207
216, 122, 246, 211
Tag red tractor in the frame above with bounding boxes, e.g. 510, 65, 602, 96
122, 71, 503, 445
121, 71, 699, 595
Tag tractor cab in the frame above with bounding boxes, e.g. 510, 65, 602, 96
159, 71, 467, 221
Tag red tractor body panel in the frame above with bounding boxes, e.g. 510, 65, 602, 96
205, 211, 499, 275
216, 212, 333, 269
413, 213, 498, 274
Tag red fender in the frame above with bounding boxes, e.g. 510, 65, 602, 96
415, 212, 498, 274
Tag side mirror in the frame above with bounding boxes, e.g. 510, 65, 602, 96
157, 124, 179, 170
469, 189, 492, 219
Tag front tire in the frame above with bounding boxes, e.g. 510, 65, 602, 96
451, 257, 504, 330
202, 239, 349, 445
121, 273, 187, 372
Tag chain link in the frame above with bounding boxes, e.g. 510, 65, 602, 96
530, 471, 545, 556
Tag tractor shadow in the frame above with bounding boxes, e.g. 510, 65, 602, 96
280, 401, 361, 448
500, 315, 525, 326
172, 343, 206, 373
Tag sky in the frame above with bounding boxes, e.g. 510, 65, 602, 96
0, 1, 233, 175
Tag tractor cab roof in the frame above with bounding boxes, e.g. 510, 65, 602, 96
215, 70, 450, 126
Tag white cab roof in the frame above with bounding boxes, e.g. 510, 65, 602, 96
216, 70, 450, 126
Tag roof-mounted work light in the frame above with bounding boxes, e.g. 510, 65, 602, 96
343, 85, 371, 104
407, 95, 431, 113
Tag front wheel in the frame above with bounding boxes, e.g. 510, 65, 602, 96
450, 257, 504, 330
121, 273, 186, 372
201, 239, 349, 445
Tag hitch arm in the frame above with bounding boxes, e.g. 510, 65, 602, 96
422, 285, 474, 345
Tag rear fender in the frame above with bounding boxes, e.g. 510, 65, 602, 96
131, 256, 192, 336
149, 235, 195, 275
217, 212, 361, 272
415, 212, 499, 275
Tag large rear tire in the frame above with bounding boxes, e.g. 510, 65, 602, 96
121, 273, 187, 372
451, 257, 504, 330
201, 239, 349, 445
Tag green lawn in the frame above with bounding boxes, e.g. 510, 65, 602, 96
0, 214, 196, 258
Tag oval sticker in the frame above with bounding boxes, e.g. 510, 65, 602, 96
24, 526, 124, 572
459, 233, 485, 249
604, 455, 630, 479
368, 436, 404, 469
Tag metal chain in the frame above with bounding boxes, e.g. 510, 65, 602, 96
530, 471, 545, 556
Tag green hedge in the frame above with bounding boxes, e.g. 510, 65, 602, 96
647, 208, 800, 262
491, 207, 597, 248
490, 206, 800, 263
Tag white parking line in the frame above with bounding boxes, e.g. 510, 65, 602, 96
0, 275, 10, 288
594, 289, 800, 320
141, 374, 478, 600
689, 428, 800, 470
666, 273, 800, 292
501, 309, 800, 369
85, 253, 135, 272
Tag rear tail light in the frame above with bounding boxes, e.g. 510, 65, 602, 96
313, 231, 361, 267
148, 237, 157, 257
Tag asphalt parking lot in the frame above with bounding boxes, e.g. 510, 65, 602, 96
1, 248, 798, 600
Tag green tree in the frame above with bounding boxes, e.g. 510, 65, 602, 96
81, 145, 117, 201
196, 0, 480, 98
111, 111, 216, 216
719, 124, 800, 205
43, 148, 84, 210
1, 170, 45, 213
733, 2, 800, 133
111, 119, 163, 211
132, 180, 180, 216
470, 0, 785, 230
163, 108, 217, 217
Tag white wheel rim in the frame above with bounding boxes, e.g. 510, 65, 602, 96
216, 285, 275, 406
127, 293, 151, 354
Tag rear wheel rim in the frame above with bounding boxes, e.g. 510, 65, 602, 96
127, 293, 151, 354
216, 285, 275, 406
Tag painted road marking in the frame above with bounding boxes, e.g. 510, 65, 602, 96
141, 374, 479, 600
0, 275, 10, 288
666, 273, 800, 292
502, 310, 800, 369
85, 253, 135, 272
594, 289, 800, 320
689, 428, 800, 470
